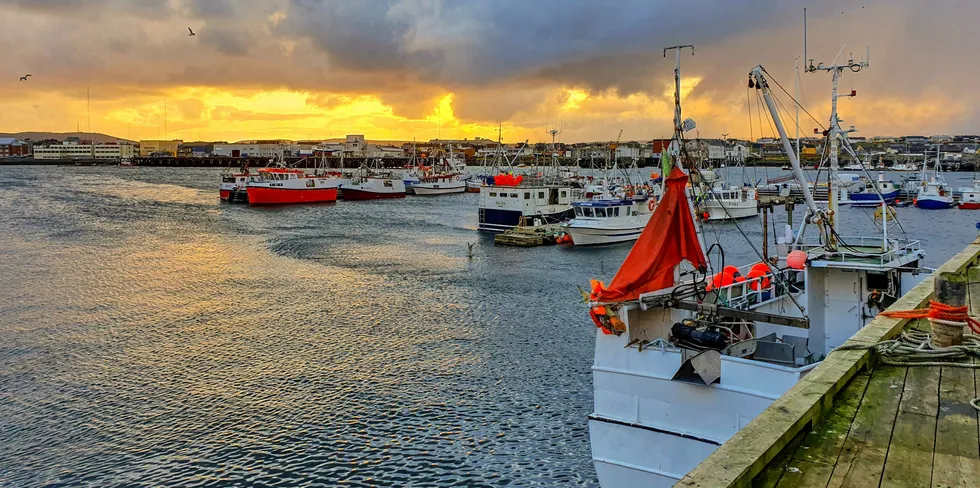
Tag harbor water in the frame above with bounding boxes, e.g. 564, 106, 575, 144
1, 165, 978, 487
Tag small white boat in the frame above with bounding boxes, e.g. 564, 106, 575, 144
958, 180, 980, 209
914, 146, 954, 210
341, 175, 406, 200
695, 184, 758, 220
412, 174, 466, 196
564, 198, 654, 245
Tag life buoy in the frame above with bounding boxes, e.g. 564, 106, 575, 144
647, 199, 656, 211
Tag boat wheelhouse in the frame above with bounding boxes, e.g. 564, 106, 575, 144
695, 184, 758, 220
478, 185, 578, 232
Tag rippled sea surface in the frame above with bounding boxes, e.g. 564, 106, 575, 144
1, 165, 978, 487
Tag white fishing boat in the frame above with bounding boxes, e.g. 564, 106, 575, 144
694, 182, 758, 220
958, 180, 980, 209
564, 197, 654, 245
341, 160, 407, 200
586, 48, 926, 488
412, 173, 466, 195
914, 145, 954, 210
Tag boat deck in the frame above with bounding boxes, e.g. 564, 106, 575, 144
757, 322, 980, 488
677, 238, 980, 488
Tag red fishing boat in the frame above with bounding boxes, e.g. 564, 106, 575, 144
246, 168, 340, 205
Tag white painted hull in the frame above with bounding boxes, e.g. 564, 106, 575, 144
591, 320, 814, 487
703, 201, 757, 220
566, 225, 646, 245
413, 182, 466, 195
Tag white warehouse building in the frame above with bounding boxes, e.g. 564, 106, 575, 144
34, 141, 136, 160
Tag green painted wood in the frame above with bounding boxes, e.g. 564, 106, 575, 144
826, 366, 907, 488
880, 366, 940, 487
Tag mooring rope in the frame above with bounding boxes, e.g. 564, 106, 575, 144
878, 300, 980, 334
833, 330, 980, 412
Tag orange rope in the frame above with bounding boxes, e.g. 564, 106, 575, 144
881, 300, 980, 334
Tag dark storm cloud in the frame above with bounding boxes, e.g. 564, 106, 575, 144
2, 0, 980, 134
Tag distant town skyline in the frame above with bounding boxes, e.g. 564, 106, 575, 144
2, 1, 979, 143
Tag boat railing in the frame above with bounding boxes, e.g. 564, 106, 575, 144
712, 268, 802, 311
796, 236, 922, 267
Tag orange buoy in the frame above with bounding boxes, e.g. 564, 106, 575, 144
787, 250, 807, 270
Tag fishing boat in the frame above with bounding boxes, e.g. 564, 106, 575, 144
341, 171, 406, 200
412, 173, 466, 195
477, 131, 579, 232
246, 168, 340, 205
585, 48, 926, 488
914, 146, 954, 209
696, 184, 758, 220
563, 198, 654, 245
219, 171, 250, 203
840, 173, 901, 206
958, 181, 980, 209
466, 178, 483, 193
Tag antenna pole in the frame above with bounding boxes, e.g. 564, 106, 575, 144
663, 44, 694, 170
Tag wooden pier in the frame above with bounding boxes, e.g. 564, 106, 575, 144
678, 238, 980, 488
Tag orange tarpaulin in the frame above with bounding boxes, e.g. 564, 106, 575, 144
591, 167, 707, 302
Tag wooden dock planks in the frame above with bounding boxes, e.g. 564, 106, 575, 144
879, 366, 941, 487
931, 363, 980, 488
826, 365, 908, 488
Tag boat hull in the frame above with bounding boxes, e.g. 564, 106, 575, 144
478, 208, 573, 232
565, 225, 646, 245
246, 187, 338, 205
413, 184, 466, 196
915, 197, 954, 209
341, 188, 406, 200
959, 201, 980, 210
703, 203, 757, 221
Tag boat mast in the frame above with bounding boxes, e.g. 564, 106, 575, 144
805, 48, 868, 250
749, 67, 822, 224
664, 45, 693, 171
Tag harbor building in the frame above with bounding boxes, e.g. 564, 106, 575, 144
34, 141, 135, 160
212, 141, 294, 158
139, 140, 182, 157
0, 138, 31, 157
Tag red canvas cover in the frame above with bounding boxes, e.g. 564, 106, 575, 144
591, 167, 707, 302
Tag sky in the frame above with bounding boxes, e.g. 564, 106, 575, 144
0, 0, 977, 143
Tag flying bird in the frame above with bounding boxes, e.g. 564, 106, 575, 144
187, 27, 196, 36
19, 74, 31, 81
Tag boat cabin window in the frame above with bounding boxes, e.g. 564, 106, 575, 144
625, 207, 631, 216
222, 176, 236, 183
595, 208, 606, 217
866, 272, 891, 291
510, 193, 518, 198
613, 207, 620, 217
384, 180, 393, 187
524, 192, 530, 199
583, 208, 594, 217
560, 191, 567, 198
538, 191, 545, 199
574, 207, 584, 217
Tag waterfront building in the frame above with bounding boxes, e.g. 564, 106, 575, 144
34, 141, 135, 160
0, 138, 31, 157
139, 139, 182, 157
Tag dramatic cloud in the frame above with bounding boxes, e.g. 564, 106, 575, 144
0, 0, 978, 142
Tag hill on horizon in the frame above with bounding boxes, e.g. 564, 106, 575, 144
0, 131, 135, 144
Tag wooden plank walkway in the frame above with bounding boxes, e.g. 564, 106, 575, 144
757, 330, 980, 488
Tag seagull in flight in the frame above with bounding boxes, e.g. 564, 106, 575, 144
187, 27, 196, 36
19, 74, 31, 81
